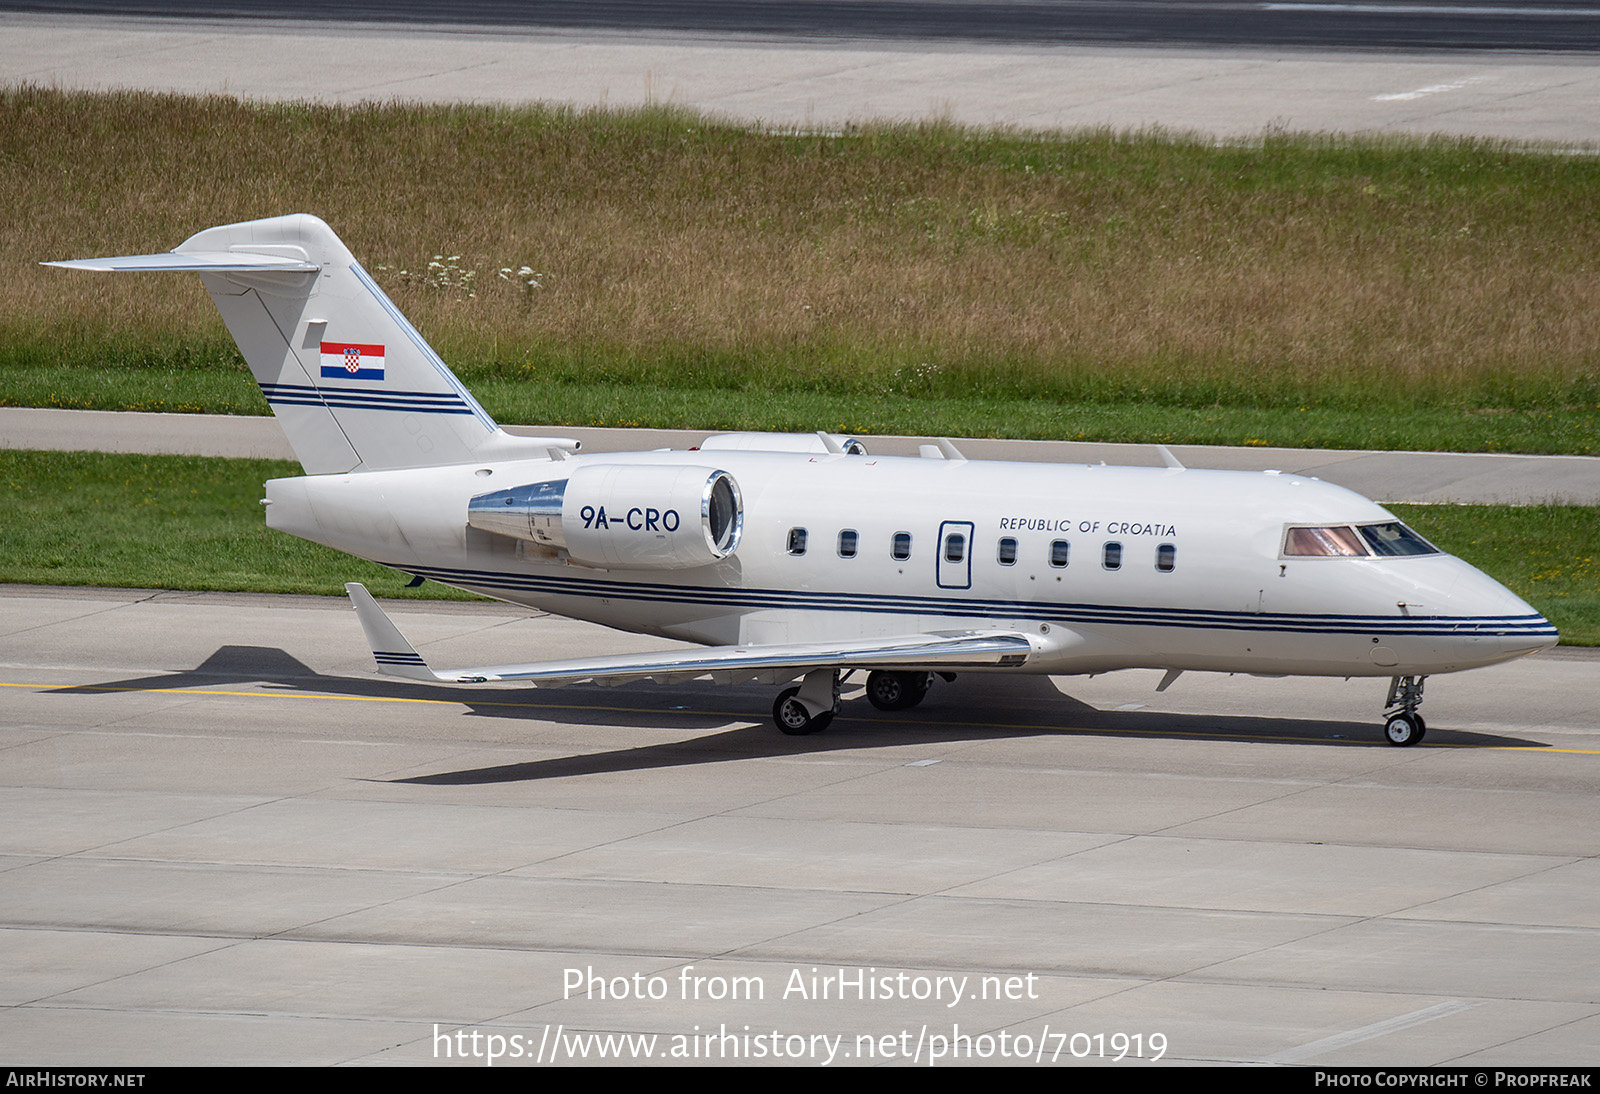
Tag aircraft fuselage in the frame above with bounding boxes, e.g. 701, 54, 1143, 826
264, 447, 1553, 681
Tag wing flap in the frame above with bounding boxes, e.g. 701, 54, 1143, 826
345, 583, 1033, 687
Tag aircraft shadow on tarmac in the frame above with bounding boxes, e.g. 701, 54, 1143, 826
51, 644, 1545, 783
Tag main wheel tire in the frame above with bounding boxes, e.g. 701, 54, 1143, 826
866, 671, 908, 711
774, 687, 830, 735
865, 671, 931, 711
1384, 712, 1424, 747
902, 672, 931, 708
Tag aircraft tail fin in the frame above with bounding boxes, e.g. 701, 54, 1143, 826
47, 215, 555, 475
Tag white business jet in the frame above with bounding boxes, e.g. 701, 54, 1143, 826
49, 215, 1558, 745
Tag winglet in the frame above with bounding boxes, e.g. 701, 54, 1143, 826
345, 582, 443, 681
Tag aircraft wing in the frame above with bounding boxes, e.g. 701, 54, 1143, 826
346, 583, 1033, 687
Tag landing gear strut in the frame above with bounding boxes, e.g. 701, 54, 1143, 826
1382, 675, 1427, 746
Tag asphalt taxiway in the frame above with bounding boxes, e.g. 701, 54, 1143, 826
3, 583, 1598, 1065
4, 9, 1600, 143
4, 407, 1597, 506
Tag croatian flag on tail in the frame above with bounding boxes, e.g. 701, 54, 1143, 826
320, 341, 385, 381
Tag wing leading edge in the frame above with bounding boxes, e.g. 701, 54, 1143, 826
345, 583, 1033, 687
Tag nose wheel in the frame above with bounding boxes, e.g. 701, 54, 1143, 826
1382, 675, 1427, 746
1384, 711, 1426, 746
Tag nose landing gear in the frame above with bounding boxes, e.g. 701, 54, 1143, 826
1382, 675, 1428, 746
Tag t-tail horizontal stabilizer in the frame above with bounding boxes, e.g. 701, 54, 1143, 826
345, 583, 1035, 689
44, 253, 320, 273
46, 215, 570, 476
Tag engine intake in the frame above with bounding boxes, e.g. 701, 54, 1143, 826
468, 464, 743, 570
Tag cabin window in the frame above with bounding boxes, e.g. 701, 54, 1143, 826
1360, 522, 1440, 557
837, 529, 858, 558
892, 532, 912, 561
1103, 542, 1122, 570
1156, 543, 1176, 572
1284, 526, 1367, 557
786, 527, 808, 555
997, 537, 1018, 566
1049, 539, 1070, 568
944, 533, 966, 564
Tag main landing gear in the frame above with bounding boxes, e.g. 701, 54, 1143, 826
772, 669, 947, 734
773, 669, 841, 736
1382, 675, 1428, 746
773, 687, 831, 735
864, 670, 933, 712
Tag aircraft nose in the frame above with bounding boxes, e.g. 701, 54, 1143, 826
1499, 614, 1560, 656
1451, 566, 1558, 658
1522, 611, 1559, 652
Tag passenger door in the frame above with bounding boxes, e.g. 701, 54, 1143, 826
937, 520, 975, 590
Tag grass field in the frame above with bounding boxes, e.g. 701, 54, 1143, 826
0, 451, 476, 602
2, 450, 1593, 644
3, 87, 1598, 452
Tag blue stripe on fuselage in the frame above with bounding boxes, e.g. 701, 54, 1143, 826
391, 561, 1558, 638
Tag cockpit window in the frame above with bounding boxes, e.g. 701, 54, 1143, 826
1284, 526, 1368, 557
1360, 522, 1440, 557
1283, 522, 1441, 558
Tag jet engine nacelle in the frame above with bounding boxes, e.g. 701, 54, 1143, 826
468, 464, 744, 570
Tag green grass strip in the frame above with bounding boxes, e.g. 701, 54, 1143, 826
0, 450, 477, 602
5, 88, 1600, 455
